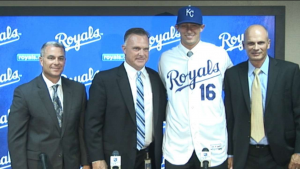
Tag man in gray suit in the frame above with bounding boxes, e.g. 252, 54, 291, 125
8, 41, 90, 169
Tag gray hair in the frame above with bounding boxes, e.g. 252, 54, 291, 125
124, 28, 149, 45
40, 41, 65, 57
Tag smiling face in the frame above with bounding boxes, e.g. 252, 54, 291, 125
122, 34, 149, 71
243, 25, 270, 68
176, 23, 205, 50
39, 45, 66, 83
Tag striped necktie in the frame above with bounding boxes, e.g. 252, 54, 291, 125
52, 84, 63, 128
136, 71, 145, 150
250, 68, 265, 142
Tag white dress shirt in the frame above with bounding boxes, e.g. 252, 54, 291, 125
42, 73, 64, 110
124, 61, 153, 149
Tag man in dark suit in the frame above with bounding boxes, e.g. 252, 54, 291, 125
8, 41, 90, 169
225, 24, 300, 169
85, 28, 167, 169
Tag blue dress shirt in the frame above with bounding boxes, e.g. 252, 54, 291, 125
248, 56, 269, 145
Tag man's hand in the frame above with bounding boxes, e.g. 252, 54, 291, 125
92, 160, 108, 169
289, 153, 300, 169
82, 165, 91, 169
228, 157, 233, 169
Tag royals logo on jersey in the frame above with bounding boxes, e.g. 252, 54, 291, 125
166, 59, 221, 93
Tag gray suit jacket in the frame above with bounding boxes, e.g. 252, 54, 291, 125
8, 74, 88, 169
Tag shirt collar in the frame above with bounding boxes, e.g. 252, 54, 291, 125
124, 61, 147, 80
248, 55, 269, 76
42, 73, 62, 89
178, 40, 202, 56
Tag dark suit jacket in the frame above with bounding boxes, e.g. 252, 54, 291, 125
224, 57, 300, 168
8, 74, 88, 169
85, 63, 167, 169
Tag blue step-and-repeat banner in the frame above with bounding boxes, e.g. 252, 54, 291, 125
0, 15, 274, 168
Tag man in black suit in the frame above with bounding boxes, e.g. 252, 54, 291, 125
225, 24, 300, 169
8, 41, 90, 169
85, 28, 167, 169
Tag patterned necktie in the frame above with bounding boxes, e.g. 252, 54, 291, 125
52, 84, 63, 128
187, 51, 193, 57
136, 71, 145, 150
250, 68, 265, 142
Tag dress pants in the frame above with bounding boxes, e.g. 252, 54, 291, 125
165, 151, 227, 169
245, 145, 288, 169
134, 148, 147, 169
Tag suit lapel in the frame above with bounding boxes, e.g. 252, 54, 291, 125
239, 62, 251, 113
147, 68, 159, 127
265, 57, 278, 111
117, 64, 136, 124
37, 75, 61, 132
61, 77, 72, 137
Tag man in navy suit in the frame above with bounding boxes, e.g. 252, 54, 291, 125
225, 24, 300, 169
85, 28, 167, 169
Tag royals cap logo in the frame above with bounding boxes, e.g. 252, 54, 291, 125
176, 5, 203, 25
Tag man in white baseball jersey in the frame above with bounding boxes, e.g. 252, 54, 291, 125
158, 5, 233, 169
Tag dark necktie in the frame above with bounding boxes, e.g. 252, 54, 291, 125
250, 68, 265, 142
187, 51, 193, 57
52, 84, 63, 128
136, 71, 145, 150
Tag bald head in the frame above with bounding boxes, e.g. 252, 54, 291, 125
243, 24, 271, 68
244, 24, 269, 42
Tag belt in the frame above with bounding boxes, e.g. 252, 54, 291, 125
250, 144, 269, 149
137, 146, 149, 152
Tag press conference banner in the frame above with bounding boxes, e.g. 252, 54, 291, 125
0, 16, 274, 168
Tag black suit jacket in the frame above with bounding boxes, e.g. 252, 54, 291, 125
224, 57, 300, 168
8, 74, 88, 169
85, 63, 167, 169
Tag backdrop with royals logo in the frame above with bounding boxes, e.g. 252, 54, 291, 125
0, 15, 275, 168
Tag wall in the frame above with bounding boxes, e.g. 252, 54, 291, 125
0, 1, 299, 65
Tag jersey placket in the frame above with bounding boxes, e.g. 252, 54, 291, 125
187, 54, 202, 154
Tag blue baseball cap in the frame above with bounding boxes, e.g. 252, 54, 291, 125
176, 5, 203, 25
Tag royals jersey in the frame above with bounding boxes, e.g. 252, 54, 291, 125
158, 41, 233, 166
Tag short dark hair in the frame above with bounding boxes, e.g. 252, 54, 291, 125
40, 41, 65, 57
124, 28, 149, 44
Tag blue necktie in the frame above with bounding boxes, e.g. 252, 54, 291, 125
136, 71, 145, 150
52, 84, 63, 128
